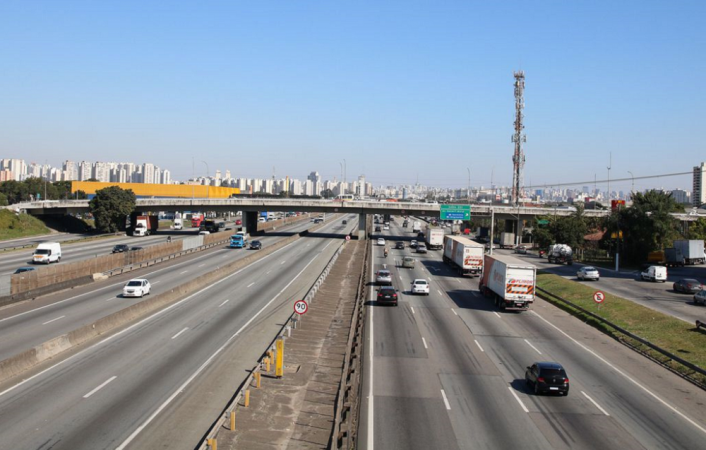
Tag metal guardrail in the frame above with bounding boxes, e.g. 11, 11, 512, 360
197, 239, 347, 449
537, 286, 706, 381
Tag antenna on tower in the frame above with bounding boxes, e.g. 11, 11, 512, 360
511, 71, 526, 206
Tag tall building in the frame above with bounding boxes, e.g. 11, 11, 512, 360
78, 161, 93, 181
161, 169, 171, 185
671, 189, 691, 205
142, 163, 156, 184
307, 171, 321, 184
694, 162, 706, 207
62, 160, 77, 181
94, 162, 111, 182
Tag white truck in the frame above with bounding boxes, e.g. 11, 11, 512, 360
480, 254, 536, 311
173, 214, 183, 230
500, 232, 516, 249
412, 221, 422, 233
442, 235, 485, 277
673, 240, 705, 265
32, 242, 61, 264
425, 227, 445, 250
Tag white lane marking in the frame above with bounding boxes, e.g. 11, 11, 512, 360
451, 308, 458, 316
474, 340, 485, 352
266, 271, 271, 274
171, 327, 189, 339
83, 376, 117, 399
221, 255, 228, 258
0, 240, 294, 401
422, 337, 428, 349
455, 279, 461, 283
581, 391, 610, 416
281, 260, 286, 265
524, 339, 542, 355
440, 389, 451, 410
198, 264, 205, 267
105, 297, 117, 302
247, 282, 255, 288
508, 386, 529, 413
367, 248, 375, 450
219, 299, 229, 307
437, 290, 443, 296
530, 310, 706, 435
116, 248, 324, 450
411, 307, 415, 314
493, 312, 501, 318
179, 270, 189, 275
152, 280, 161, 284
42, 315, 65, 325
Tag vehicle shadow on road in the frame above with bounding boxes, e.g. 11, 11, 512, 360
445, 289, 500, 313
509, 378, 531, 394
419, 259, 461, 279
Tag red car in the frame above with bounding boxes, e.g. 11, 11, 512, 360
235, 219, 242, 225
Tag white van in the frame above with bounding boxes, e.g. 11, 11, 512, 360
641, 265, 667, 282
33, 242, 61, 264
173, 218, 183, 230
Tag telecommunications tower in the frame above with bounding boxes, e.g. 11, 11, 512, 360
511, 71, 526, 205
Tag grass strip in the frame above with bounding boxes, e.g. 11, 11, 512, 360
0, 210, 50, 240
537, 272, 706, 386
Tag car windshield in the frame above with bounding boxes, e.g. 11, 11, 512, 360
35, 249, 50, 255
252, 241, 260, 245
126, 281, 142, 287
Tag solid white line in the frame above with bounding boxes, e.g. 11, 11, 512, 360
247, 282, 255, 288
530, 310, 706, 435
171, 327, 189, 340
493, 312, 501, 318
116, 249, 323, 450
411, 307, 415, 314
281, 260, 286, 265
437, 290, 443, 296
367, 251, 375, 450
105, 297, 117, 302
219, 299, 229, 307
440, 389, 451, 410
152, 280, 161, 284
179, 270, 188, 275
83, 376, 117, 399
474, 340, 485, 352
266, 271, 271, 274
422, 337, 428, 349
42, 315, 65, 325
524, 339, 542, 355
508, 387, 529, 413
581, 391, 610, 416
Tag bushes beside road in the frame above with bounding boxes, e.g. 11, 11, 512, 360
537, 272, 706, 385
0, 209, 50, 240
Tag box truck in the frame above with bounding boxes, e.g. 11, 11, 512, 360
442, 235, 485, 277
673, 240, 705, 265
425, 227, 445, 250
480, 254, 536, 311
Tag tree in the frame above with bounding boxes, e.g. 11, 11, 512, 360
320, 188, 334, 199
531, 205, 588, 250
89, 186, 136, 233
0, 193, 7, 206
689, 218, 706, 240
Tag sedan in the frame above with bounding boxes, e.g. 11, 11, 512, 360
376, 286, 398, 306
694, 290, 706, 305
525, 362, 569, 396
250, 240, 262, 250
13, 266, 36, 274
416, 244, 428, 254
377, 238, 386, 246
410, 240, 418, 249
123, 279, 151, 298
112, 244, 129, 253
411, 279, 430, 295
515, 246, 527, 254
235, 219, 242, 226
394, 241, 405, 250
376, 269, 392, 285
673, 278, 703, 294
577, 266, 600, 281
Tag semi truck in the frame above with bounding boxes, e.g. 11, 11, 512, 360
547, 244, 573, 265
128, 214, 159, 236
200, 219, 225, 233
500, 232, 516, 249
191, 214, 204, 228
412, 221, 422, 233
425, 227, 445, 250
479, 254, 537, 311
442, 235, 485, 277
673, 240, 705, 265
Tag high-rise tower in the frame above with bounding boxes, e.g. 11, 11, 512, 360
511, 71, 526, 205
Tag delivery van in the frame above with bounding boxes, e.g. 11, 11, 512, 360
640, 265, 667, 282
33, 242, 61, 264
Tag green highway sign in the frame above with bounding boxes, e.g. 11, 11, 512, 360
440, 204, 471, 221
537, 219, 549, 225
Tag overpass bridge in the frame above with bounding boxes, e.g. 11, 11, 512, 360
8, 199, 703, 239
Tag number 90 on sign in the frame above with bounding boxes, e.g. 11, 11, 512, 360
294, 300, 308, 315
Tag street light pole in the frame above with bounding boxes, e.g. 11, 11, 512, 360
466, 167, 470, 205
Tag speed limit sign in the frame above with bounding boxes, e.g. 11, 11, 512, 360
345, 235, 351, 241
294, 300, 308, 315
593, 291, 605, 304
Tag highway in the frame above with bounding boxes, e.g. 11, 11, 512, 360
0, 215, 358, 449
359, 217, 706, 450
511, 251, 706, 324
0, 217, 337, 361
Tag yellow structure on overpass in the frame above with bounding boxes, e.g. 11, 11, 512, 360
71, 181, 240, 198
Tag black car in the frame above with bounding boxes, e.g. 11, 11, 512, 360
250, 240, 262, 250
342, 220, 348, 225
525, 362, 569, 396
13, 266, 36, 274
395, 241, 405, 249
377, 286, 398, 306
375, 226, 381, 232
673, 278, 703, 294
112, 244, 129, 253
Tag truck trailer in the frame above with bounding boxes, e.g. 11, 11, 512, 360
425, 227, 445, 250
412, 221, 422, 233
673, 240, 705, 265
442, 235, 485, 277
500, 232, 516, 249
480, 254, 537, 311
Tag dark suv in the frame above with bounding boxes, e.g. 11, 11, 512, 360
376, 286, 398, 306
394, 241, 405, 249
112, 244, 129, 253
525, 362, 569, 396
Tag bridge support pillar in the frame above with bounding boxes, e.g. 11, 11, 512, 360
358, 214, 367, 240
243, 211, 259, 235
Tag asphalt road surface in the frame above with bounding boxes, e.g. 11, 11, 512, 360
358, 218, 706, 450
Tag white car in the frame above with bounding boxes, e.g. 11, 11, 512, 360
199, 230, 210, 235
577, 266, 600, 281
384, 225, 390, 230
377, 238, 386, 246
411, 279, 430, 295
123, 279, 151, 298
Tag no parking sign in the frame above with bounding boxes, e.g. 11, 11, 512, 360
593, 291, 605, 304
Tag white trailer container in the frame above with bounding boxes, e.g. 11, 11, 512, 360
442, 235, 485, 277
673, 240, 705, 265
500, 232, 515, 249
425, 227, 445, 250
412, 221, 422, 233
480, 254, 536, 311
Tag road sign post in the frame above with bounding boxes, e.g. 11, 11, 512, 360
593, 291, 605, 309
440, 205, 471, 221
294, 300, 308, 315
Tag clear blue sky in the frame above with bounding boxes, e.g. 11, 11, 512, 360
1, 0, 703, 192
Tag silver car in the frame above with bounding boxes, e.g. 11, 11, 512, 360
376, 269, 392, 285
577, 266, 600, 281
